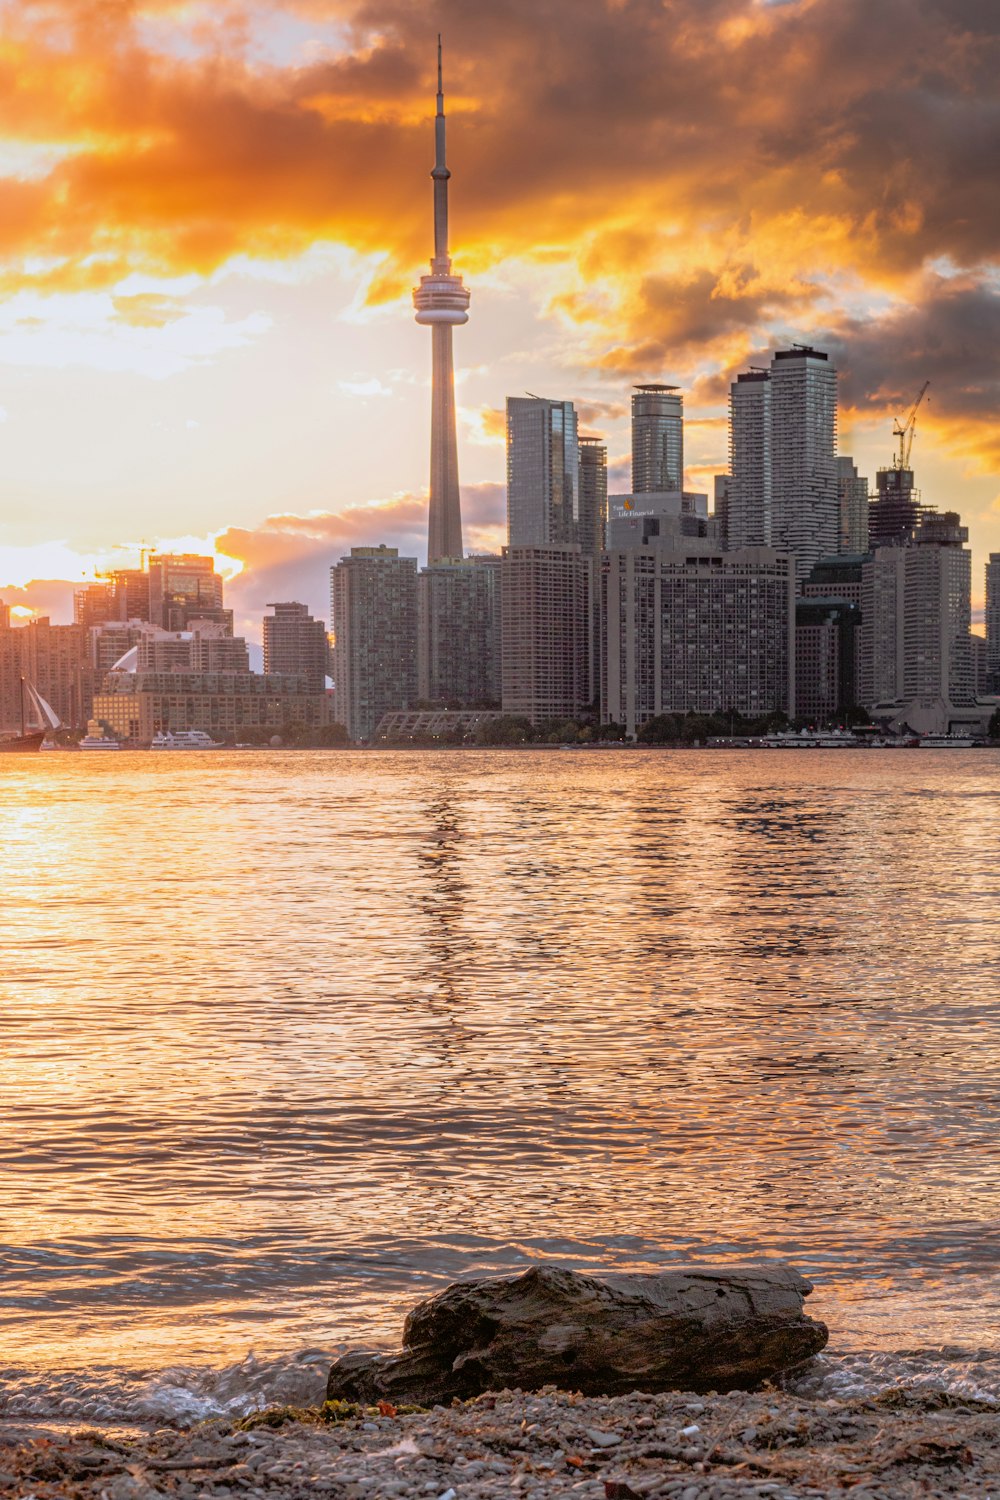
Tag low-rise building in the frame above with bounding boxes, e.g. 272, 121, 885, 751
92, 671, 328, 745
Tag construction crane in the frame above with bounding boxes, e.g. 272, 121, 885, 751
892, 380, 930, 470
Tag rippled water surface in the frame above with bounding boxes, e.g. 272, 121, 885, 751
2, 748, 1000, 1418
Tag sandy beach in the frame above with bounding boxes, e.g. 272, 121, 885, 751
3, 1385, 998, 1500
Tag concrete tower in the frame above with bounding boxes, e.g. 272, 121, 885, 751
413, 40, 470, 564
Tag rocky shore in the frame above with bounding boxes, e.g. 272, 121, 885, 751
3, 1383, 999, 1500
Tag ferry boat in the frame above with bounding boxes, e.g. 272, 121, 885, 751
151, 729, 224, 750
79, 719, 122, 751
917, 733, 977, 748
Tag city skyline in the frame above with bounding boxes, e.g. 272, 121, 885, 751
0, 1, 998, 636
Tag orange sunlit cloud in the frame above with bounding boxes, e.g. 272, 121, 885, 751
0, 0, 998, 618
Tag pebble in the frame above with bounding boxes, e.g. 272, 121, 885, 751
585, 1427, 622, 1446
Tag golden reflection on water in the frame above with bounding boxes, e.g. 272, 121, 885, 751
2, 749, 1000, 1369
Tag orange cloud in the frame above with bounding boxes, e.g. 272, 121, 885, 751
0, 0, 996, 479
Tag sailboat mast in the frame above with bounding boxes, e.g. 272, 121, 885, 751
19, 675, 25, 739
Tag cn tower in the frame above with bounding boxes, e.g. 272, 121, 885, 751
413, 38, 470, 564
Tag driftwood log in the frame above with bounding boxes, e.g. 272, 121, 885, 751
326, 1264, 828, 1403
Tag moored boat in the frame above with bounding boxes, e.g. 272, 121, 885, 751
151, 729, 224, 750
0, 677, 59, 754
79, 719, 123, 751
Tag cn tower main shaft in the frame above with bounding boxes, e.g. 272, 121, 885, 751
413, 38, 469, 564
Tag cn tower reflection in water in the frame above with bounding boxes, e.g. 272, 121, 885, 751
2, 748, 1000, 1378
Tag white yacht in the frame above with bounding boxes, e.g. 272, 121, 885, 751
151, 729, 224, 750
79, 719, 122, 751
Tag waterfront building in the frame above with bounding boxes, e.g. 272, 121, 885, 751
15, 617, 92, 727
330, 545, 418, 743
601, 547, 795, 737
869, 466, 924, 548
0, 603, 20, 731
417, 555, 501, 705
837, 456, 870, 554
501, 544, 593, 723
631, 384, 683, 493
263, 602, 329, 693
577, 436, 608, 556
374, 707, 505, 743
795, 598, 860, 723
506, 395, 580, 548
412, 41, 469, 565
92, 672, 326, 745
860, 512, 975, 731
987, 553, 1000, 692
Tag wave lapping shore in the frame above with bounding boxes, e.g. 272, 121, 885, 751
4, 1385, 1000, 1500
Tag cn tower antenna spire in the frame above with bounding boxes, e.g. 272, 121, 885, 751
413, 36, 470, 564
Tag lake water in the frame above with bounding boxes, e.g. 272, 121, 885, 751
2, 748, 1000, 1422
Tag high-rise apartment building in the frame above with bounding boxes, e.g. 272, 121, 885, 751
631, 384, 683, 493
501, 545, 593, 723
769, 346, 839, 583
577, 436, 608, 556
601, 547, 795, 736
985, 553, 1000, 692
727, 370, 771, 549
418, 555, 502, 705
263, 603, 329, 693
836, 456, 870, 554
412, 42, 469, 564
860, 512, 974, 728
728, 348, 838, 582
330, 546, 418, 742
506, 396, 580, 548
15, 617, 92, 727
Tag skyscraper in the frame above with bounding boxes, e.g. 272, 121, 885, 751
985, 553, 1000, 692
836, 455, 869, 554
631, 384, 683, 493
727, 370, 772, 549
505, 396, 580, 547
728, 349, 839, 582
413, 40, 469, 564
330, 546, 418, 742
577, 436, 608, 556
769, 346, 839, 584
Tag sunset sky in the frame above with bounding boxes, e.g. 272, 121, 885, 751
0, 0, 998, 637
